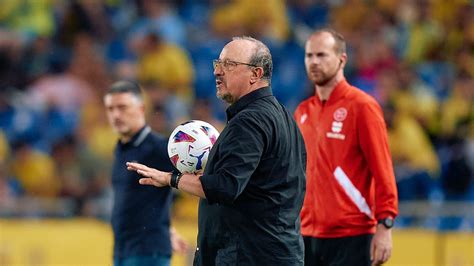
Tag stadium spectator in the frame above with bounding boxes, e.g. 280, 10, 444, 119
55, 0, 114, 47
400, 1, 443, 66
9, 141, 59, 198
210, 0, 290, 44
439, 75, 474, 199
104, 80, 188, 266
190, 98, 225, 132
133, 32, 195, 105
141, 80, 189, 135
127, 36, 307, 265
68, 32, 112, 96
384, 101, 439, 201
393, 63, 439, 135
128, 0, 186, 47
25, 54, 94, 114
0, 130, 21, 215
0, 0, 55, 38
294, 29, 398, 266
50, 135, 109, 216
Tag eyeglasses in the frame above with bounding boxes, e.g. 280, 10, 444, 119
213, 59, 258, 71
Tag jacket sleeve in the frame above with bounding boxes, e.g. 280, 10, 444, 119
357, 100, 398, 220
200, 114, 265, 204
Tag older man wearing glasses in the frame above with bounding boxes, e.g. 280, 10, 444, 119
127, 36, 307, 266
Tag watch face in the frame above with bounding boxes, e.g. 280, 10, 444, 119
383, 218, 394, 228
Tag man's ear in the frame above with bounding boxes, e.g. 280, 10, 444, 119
339, 53, 348, 67
140, 102, 146, 113
250, 67, 264, 84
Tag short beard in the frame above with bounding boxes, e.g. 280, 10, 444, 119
315, 76, 332, 86
315, 69, 338, 86
217, 92, 235, 104
313, 62, 341, 86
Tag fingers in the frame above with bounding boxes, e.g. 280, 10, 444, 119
127, 162, 154, 178
139, 175, 168, 187
127, 162, 169, 187
139, 178, 160, 186
126, 162, 148, 171
371, 247, 391, 266
370, 238, 380, 266
137, 169, 152, 178
372, 249, 382, 265
382, 248, 391, 263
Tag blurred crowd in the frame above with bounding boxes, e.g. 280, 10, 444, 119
0, 0, 473, 229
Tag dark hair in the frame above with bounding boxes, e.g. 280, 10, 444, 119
312, 28, 346, 55
232, 36, 273, 84
106, 80, 143, 100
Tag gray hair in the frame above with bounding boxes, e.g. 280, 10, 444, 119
232, 36, 273, 84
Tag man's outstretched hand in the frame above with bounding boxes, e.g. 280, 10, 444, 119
126, 161, 171, 187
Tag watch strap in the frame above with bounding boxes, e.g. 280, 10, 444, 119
170, 172, 182, 189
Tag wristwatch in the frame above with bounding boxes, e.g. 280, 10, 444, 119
378, 218, 394, 229
169, 172, 183, 189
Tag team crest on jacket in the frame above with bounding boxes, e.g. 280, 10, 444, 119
333, 107, 347, 122
331, 121, 343, 133
327, 107, 347, 140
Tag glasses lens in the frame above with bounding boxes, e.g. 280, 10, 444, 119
213, 59, 220, 69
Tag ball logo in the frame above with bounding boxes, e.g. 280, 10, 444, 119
173, 131, 196, 143
189, 149, 210, 171
333, 108, 347, 122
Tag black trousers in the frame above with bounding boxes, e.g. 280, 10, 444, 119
304, 234, 373, 266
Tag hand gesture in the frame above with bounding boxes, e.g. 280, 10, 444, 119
126, 162, 170, 187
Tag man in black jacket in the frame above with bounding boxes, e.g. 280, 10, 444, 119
127, 37, 307, 266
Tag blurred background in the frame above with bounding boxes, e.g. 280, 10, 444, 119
0, 0, 472, 265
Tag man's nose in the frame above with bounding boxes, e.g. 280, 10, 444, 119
110, 109, 121, 118
213, 65, 223, 75
308, 57, 319, 65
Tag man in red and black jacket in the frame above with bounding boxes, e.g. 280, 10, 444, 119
294, 28, 398, 266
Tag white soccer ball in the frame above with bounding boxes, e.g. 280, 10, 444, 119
167, 120, 220, 174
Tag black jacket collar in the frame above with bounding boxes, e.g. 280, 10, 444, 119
226, 86, 273, 121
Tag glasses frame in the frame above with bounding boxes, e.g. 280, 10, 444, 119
213, 59, 259, 71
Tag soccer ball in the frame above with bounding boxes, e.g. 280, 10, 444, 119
167, 120, 220, 174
